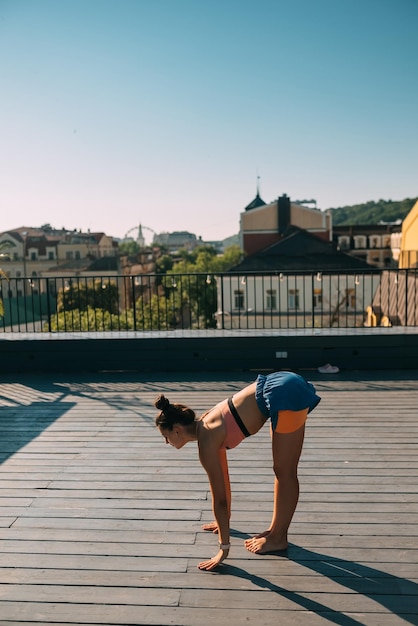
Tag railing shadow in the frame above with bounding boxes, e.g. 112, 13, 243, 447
0, 373, 259, 429
0, 375, 155, 433
220, 544, 418, 625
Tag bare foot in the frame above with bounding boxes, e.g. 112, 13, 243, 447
246, 529, 270, 540
202, 521, 218, 533
244, 534, 288, 554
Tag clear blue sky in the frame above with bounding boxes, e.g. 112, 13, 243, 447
1, 0, 417, 243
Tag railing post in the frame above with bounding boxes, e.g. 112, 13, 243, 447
131, 277, 137, 331
46, 278, 52, 332
311, 273, 314, 329
220, 275, 225, 330
405, 269, 408, 327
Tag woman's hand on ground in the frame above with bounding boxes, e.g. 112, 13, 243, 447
201, 521, 218, 533
198, 548, 229, 571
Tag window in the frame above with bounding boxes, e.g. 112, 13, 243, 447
48, 251, 55, 260
288, 289, 299, 310
354, 236, 367, 249
30, 251, 37, 260
313, 288, 322, 308
66, 251, 74, 260
75, 251, 81, 260
234, 290, 244, 309
266, 289, 277, 309
338, 236, 350, 251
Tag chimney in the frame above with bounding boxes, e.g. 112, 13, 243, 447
278, 194, 290, 234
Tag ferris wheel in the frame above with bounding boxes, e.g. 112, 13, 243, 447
123, 225, 156, 241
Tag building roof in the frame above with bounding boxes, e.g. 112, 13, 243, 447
230, 226, 373, 272
333, 224, 402, 235
243, 192, 266, 211
45, 256, 119, 273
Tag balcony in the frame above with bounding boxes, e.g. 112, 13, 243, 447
1, 270, 418, 373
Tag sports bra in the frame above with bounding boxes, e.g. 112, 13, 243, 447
219, 397, 250, 450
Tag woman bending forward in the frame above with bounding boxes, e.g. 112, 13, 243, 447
155, 370, 321, 571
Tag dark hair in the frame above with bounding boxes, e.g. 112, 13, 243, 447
154, 394, 196, 431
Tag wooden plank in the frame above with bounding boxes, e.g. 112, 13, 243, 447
0, 566, 416, 590
0, 603, 414, 626
0, 552, 188, 572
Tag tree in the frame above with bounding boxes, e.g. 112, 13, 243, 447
330, 197, 417, 225
155, 254, 174, 274
211, 245, 244, 271
47, 307, 132, 332
118, 240, 141, 257
57, 278, 119, 315
165, 245, 244, 328
133, 294, 172, 330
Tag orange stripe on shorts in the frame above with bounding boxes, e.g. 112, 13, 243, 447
275, 408, 309, 434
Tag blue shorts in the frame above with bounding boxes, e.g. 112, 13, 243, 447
255, 371, 321, 432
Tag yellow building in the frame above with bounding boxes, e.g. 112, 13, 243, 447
398, 199, 418, 268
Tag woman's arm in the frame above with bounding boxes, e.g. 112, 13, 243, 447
198, 443, 231, 570
201, 449, 231, 533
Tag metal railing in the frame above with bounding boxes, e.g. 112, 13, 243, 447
0, 269, 417, 332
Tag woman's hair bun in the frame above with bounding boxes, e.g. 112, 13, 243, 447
155, 394, 170, 411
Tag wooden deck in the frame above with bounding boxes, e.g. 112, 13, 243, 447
0, 369, 416, 625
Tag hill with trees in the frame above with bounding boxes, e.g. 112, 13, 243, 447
329, 197, 417, 225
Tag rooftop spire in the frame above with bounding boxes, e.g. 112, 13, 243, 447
244, 173, 266, 211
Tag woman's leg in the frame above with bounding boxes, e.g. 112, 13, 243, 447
245, 423, 305, 554
245, 474, 278, 540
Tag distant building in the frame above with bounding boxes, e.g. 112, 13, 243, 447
152, 231, 201, 253
240, 192, 331, 256
214, 190, 377, 329
367, 200, 418, 327
333, 224, 401, 269
203, 240, 225, 253
398, 199, 418, 269
215, 224, 373, 329
0, 226, 118, 280
231, 225, 371, 273
119, 247, 164, 309
0, 226, 119, 309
